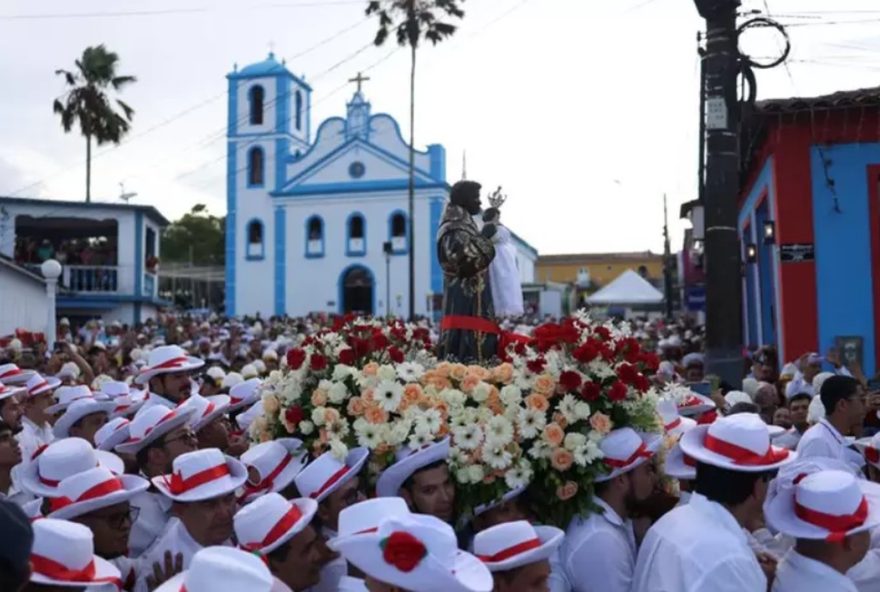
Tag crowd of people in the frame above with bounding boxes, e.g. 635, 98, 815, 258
2, 312, 880, 592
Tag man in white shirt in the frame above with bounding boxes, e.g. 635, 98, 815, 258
765, 469, 878, 592
797, 376, 865, 464
136, 345, 205, 410
631, 414, 796, 592
562, 427, 660, 592
376, 437, 456, 525
775, 394, 812, 451
0, 420, 31, 506
17, 373, 59, 463
475, 520, 564, 592
134, 448, 246, 592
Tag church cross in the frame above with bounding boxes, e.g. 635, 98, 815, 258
348, 72, 371, 93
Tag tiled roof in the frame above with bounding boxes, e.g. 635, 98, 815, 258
755, 86, 880, 114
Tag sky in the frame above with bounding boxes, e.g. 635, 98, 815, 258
2, 0, 880, 255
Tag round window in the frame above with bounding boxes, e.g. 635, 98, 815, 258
349, 161, 366, 179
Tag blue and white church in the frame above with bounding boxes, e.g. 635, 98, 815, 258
225, 53, 537, 318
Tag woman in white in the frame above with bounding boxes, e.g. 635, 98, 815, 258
483, 207, 524, 318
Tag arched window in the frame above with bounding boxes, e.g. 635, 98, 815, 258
306, 216, 324, 258
248, 147, 264, 187
347, 214, 366, 257
246, 219, 264, 260
388, 211, 407, 254
249, 86, 264, 125
295, 90, 303, 131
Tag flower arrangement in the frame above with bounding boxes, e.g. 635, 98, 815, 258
251, 312, 663, 528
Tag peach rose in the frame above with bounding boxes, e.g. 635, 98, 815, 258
590, 412, 613, 435
551, 448, 574, 471
435, 361, 453, 378
461, 375, 481, 394
449, 363, 468, 381
362, 362, 380, 377
319, 429, 329, 445
552, 412, 569, 430
465, 365, 491, 381
556, 481, 579, 501
543, 423, 565, 447
486, 391, 503, 415
365, 405, 389, 425
347, 397, 366, 417
311, 390, 328, 407
323, 407, 340, 425
362, 388, 375, 403
525, 394, 550, 413
491, 363, 514, 385
404, 383, 423, 404
533, 374, 556, 396
261, 393, 280, 416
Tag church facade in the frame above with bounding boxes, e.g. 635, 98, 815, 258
226, 53, 536, 318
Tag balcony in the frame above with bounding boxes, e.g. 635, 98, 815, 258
24, 264, 119, 293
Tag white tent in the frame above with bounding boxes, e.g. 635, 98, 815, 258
587, 269, 664, 305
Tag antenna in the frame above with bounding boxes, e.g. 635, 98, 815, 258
119, 182, 138, 203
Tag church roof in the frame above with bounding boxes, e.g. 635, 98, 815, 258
230, 53, 312, 90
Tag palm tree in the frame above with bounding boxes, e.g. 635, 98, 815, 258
367, 0, 464, 320
53, 45, 136, 203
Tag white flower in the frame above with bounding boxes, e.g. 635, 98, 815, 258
449, 447, 470, 467
397, 362, 425, 382
440, 388, 467, 409
558, 394, 579, 424
486, 416, 514, 445
467, 464, 485, 483
505, 460, 533, 489
574, 401, 591, 421
416, 409, 443, 435
456, 468, 471, 484
299, 420, 314, 435
472, 382, 492, 403
332, 362, 356, 381
329, 439, 348, 461
453, 424, 484, 450
328, 382, 348, 405
326, 417, 350, 440
528, 439, 552, 460
517, 408, 547, 439
483, 444, 513, 470
585, 440, 603, 463
318, 379, 334, 392
408, 430, 433, 450
311, 407, 326, 427
355, 423, 383, 448
377, 365, 397, 382
388, 420, 412, 446
572, 446, 589, 467
280, 380, 303, 404
564, 432, 587, 452
500, 385, 522, 406
375, 380, 405, 412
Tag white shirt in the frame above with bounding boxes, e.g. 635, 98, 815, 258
797, 419, 848, 462
773, 549, 856, 592
338, 576, 368, 592
141, 392, 178, 411
847, 527, 880, 592
630, 492, 766, 592
1, 467, 35, 507
308, 526, 347, 592
129, 486, 173, 558
18, 416, 54, 463
562, 496, 636, 592
774, 427, 805, 451
134, 519, 231, 592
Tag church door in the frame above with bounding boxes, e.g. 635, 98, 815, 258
341, 266, 374, 316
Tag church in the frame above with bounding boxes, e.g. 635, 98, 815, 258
225, 53, 537, 318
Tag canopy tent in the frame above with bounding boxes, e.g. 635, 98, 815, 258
587, 269, 664, 305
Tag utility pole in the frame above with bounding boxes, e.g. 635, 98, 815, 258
694, 0, 743, 387
662, 194, 674, 320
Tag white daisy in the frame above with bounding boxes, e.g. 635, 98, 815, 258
572, 446, 589, 467
356, 422, 383, 448
574, 401, 591, 421
453, 424, 484, 450
449, 447, 470, 466
329, 439, 348, 461
558, 394, 579, 424
375, 380, 405, 412
417, 409, 443, 434
505, 460, 534, 489
408, 430, 433, 450
467, 464, 485, 483
528, 439, 552, 460
486, 416, 514, 445
518, 408, 547, 439
564, 432, 587, 452
328, 382, 348, 405
500, 385, 523, 406
483, 444, 513, 470
397, 362, 425, 382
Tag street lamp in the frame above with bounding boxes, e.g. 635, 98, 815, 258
41, 259, 62, 349
383, 241, 393, 318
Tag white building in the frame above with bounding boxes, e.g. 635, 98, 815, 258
0, 255, 49, 337
226, 53, 537, 318
0, 197, 170, 326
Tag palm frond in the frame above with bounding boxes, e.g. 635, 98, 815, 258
111, 75, 137, 90
116, 99, 135, 121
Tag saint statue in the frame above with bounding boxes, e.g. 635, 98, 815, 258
436, 180, 499, 362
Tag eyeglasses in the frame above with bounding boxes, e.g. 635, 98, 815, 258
85, 506, 140, 529
162, 430, 198, 447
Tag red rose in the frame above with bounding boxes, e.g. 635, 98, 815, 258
285, 405, 305, 426
388, 346, 404, 364
594, 326, 612, 341
621, 338, 642, 363
633, 374, 651, 393
514, 342, 527, 356
639, 352, 661, 372
608, 380, 628, 401
351, 337, 371, 359
573, 341, 599, 364
580, 382, 601, 402
286, 348, 306, 370
559, 370, 582, 393
310, 353, 327, 371
600, 344, 616, 362
338, 348, 355, 366
616, 363, 639, 386
527, 357, 546, 374
372, 333, 390, 351
381, 531, 427, 573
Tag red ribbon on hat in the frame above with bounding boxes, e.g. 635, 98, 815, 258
126, 410, 177, 443
28, 380, 49, 396
149, 356, 191, 371
664, 418, 682, 432
241, 454, 295, 499
704, 433, 789, 466
0, 367, 22, 379
865, 447, 880, 465
240, 504, 304, 552
309, 466, 350, 499
683, 454, 697, 468
164, 463, 231, 495
201, 402, 216, 418
31, 554, 122, 589
794, 496, 869, 543
476, 538, 542, 563
49, 476, 125, 512
604, 442, 653, 469
696, 410, 718, 425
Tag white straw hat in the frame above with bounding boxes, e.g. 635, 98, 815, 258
45, 385, 94, 415
473, 485, 527, 518
239, 438, 307, 503
855, 433, 880, 470
676, 391, 716, 417
0, 363, 34, 386
47, 466, 149, 519
473, 520, 564, 572
20, 438, 119, 498
664, 441, 696, 481
135, 345, 205, 386
52, 398, 116, 439
152, 448, 248, 502
221, 372, 244, 390
234, 493, 318, 554
295, 447, 369, 503
94, 417, 132, 452
328, 497, 412, 552
656, 399, 697, 439
679, 413, 795, 472
25, 373, 61, 398
241, 364, 259, 380
30, 519, 121, 589
0, 382, 25, 402
178, 394, 231, 433
114, 405, 197, 455
154, 546, 273, 592
228, 378, 263, 412
595, 428, 662, 483
376, 438, 450, 498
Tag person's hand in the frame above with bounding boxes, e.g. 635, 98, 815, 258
757, 553, 777, 587
146, 551, 184, 591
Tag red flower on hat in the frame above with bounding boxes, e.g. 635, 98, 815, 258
338, 348, 355, 366
559, 371, 582, 393
388, 346, 404, 364
381, 531, 427, 573
285, 405, 305, 427
287, 349, 306, 370
310, 354, 327, 372
608, 380, 628, 402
